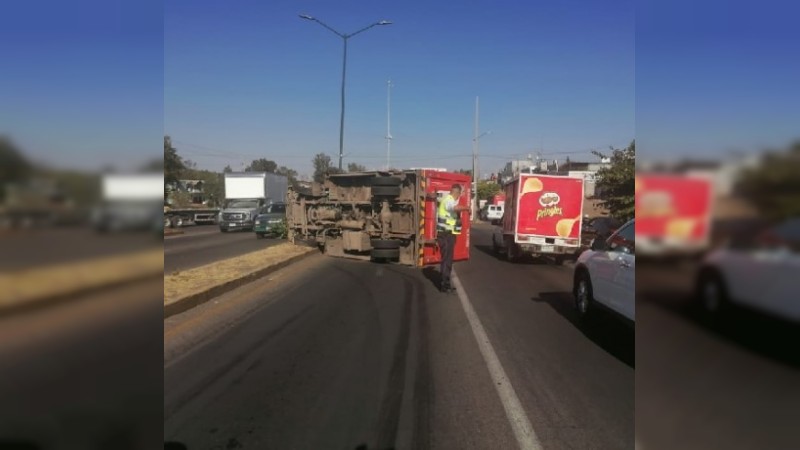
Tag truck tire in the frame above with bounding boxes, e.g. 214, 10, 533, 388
505, 236, 519, 262
371, 239, 400, 250
372, 186, 401, 197
370, 176, 402, 186
171, 216, 184, 228
553, 255, 565, 266
371, 248, 400, 260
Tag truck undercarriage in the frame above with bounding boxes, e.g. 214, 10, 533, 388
287, 172, 421, 265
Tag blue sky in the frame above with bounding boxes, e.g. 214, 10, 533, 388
165, 0, 635, 177
5, 1, 792, 176
0, 0, 163, 172
637, 0, 800, 163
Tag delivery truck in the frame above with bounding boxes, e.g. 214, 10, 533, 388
286, 170, 472, 267
635, 173, 713, 257
91, 173, 163, 233
219, 172, 288, 232
491, 174, 584, 264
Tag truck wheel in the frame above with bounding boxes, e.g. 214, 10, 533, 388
505, 236, 518, 262
553, 255, 565, 266
164, 217, 172, 228
172, 216, 184, 228
371, 248, 400, 260
371, 239, 400, 250
371, 176, 402, 186
220, 227, 228, 233
372, 186, 401, 197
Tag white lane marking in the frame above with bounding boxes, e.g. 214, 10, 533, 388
452, 269, 543, 450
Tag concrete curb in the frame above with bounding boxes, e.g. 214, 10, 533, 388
163, 249, 316, 319
164, 229, 185, 237
0, 271, 163, 317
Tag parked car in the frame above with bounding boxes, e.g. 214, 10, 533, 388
695, 218, 799, 323
486, 204, 504, 224
573, 219, 635, 325
253, 202, 286, 239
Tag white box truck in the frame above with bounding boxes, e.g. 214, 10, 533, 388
219, 172, 288, 232
91, 173, 163, 233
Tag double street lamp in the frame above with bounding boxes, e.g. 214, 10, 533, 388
299, 14, 392, 171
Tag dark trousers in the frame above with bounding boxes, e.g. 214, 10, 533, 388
438, 231, 456, 288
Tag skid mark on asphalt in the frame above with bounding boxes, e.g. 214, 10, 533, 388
452, 268, 543, 450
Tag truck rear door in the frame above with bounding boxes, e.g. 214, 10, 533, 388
420, 170, 472, 266
515, 174, 584, 248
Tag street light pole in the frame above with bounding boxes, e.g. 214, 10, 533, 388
386, 80, 393, 170
299, 14, 392, 171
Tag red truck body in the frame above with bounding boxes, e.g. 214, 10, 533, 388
501, 174, 584, 256
635, 173, 713, 255
421, 170, 472, 265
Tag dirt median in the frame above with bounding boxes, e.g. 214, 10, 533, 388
0, 248, 163, 313
164, 242, 316, 318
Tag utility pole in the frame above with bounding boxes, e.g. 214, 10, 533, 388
472, 96, 479, 221
385, 80, 393, 170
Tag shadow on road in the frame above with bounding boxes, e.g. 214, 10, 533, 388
421, 266, 443, 290
472, 244, 550, 265
532, 292, 635, 368
640, 287, 800, 368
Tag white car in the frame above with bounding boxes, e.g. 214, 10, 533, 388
695, 219, 800, 323
486, 204, 504, 224
573, 219, 635, 324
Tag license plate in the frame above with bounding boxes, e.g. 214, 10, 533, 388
540, 245, 554, 253
230, 223, 237, 227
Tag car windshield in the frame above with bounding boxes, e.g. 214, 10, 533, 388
227, 200, 259, 209
269, 204, 286, 214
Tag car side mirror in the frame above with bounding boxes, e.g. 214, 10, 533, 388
590, 239, 607, 251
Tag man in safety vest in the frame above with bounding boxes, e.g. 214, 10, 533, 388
437, 184, 470, 293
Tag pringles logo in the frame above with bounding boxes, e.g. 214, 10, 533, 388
536, 192, 563, 220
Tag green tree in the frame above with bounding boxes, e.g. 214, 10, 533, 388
223, 165, 233, 173
164, 135, 185, 184
477, 180, 502, 200
347, 162, 367, 172
737, 142, 800, 221
593, 140, 635, 221
312, 153, 342, 183
276, 166, 299, 189
245, 158, 277, 173
0, 136, 33, 201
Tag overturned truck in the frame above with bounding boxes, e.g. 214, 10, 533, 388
286, 170, 472, 267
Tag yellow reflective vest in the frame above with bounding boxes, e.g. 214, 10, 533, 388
437, 194, 462, 235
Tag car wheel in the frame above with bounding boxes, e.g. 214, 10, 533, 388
696, 270, 730, 316
574, 270, 594, 320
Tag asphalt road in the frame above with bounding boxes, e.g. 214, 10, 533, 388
164, 225, 284, 274
635, 262, 799, 450
0, 226, 160, 272
164, 223, 634, 449
0, 278, 164, 449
